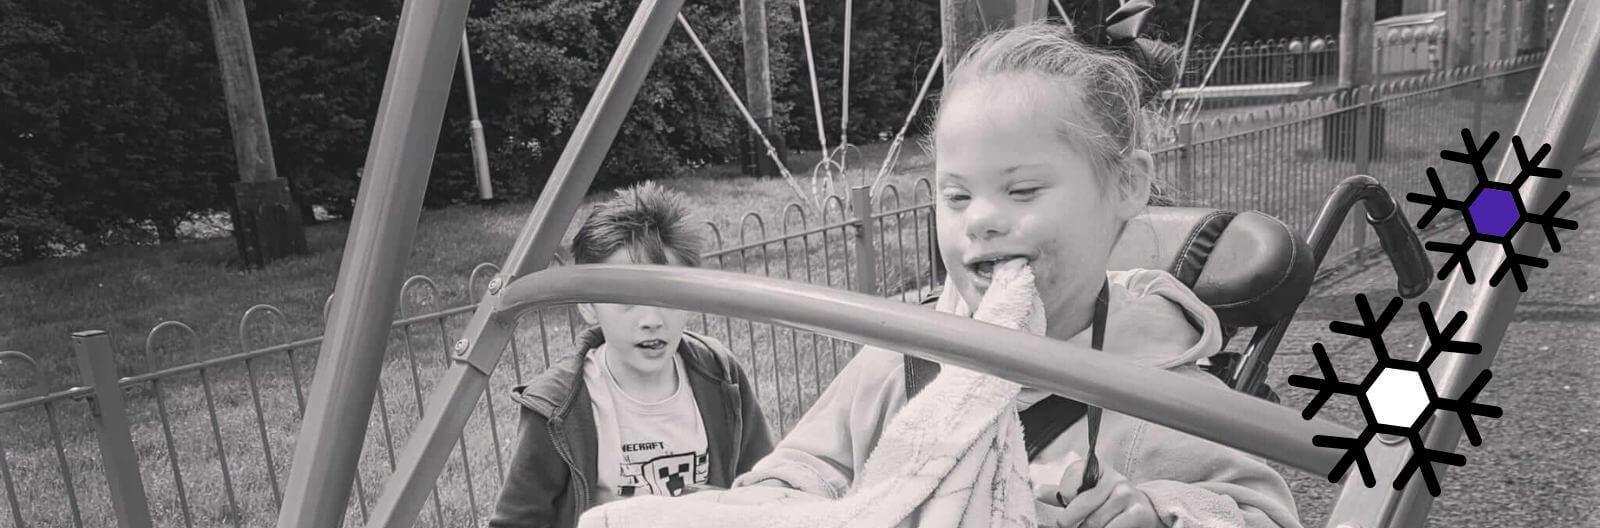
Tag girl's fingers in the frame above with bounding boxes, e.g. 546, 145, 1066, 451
1035, 500, 1075, 528
1035, 483, 1065, 505
1053, 458, 1090, 505
1057, 478, 1116, 526
1081, 490, 1131, 528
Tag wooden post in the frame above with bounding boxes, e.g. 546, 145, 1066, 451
1339, 0, 1376, 256
205, 0, 307, 268
1502, 0, 1522, 58
1527, 0, 1548, 50
941, 0, 1049, 81
1448, 0, 1475, 67
1339, 0, 1377, 88
1485, 0, 1508, 97
740, 0, 787, 178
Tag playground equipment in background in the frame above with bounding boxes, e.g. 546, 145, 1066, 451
258, 0, 1600, 527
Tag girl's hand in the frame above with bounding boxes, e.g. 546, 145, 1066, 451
1034, 459, 1160, 528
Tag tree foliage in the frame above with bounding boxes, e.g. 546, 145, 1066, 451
2, 0, 1321, 264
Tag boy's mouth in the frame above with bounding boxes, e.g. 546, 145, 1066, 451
635, 338, 668, 351
965, 255, 1030, 282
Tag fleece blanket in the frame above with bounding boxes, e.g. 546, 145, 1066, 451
575, 259, 1046, 528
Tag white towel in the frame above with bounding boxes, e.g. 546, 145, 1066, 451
575, 259, 1046, 528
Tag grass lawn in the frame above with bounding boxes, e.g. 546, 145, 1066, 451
0, 139, 934, 391
0, 67, 1542, 527
0, 137, 937, 527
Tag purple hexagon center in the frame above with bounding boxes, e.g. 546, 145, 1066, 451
1467, 188, 1520, 237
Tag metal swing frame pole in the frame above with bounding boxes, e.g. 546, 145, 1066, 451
354, 0, 688, 526
274, 0, 475, 523
461, 30, 495, 201
1324, 1, 1600, 526
274, 0, 684, 525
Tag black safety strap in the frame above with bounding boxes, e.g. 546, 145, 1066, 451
1018, 280, 1109, 493
1078, 282, 1108, 492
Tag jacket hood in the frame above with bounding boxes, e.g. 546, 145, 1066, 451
509, 326, 736, 418
933, 268, 1222, 370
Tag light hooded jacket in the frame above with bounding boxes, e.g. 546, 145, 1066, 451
734, 268, 1304, 528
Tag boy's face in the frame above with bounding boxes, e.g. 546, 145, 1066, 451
933, 75, 1148, 337
579, 247, 691, 374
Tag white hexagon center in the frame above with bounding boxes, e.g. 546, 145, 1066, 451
1366, 367, 1431, 428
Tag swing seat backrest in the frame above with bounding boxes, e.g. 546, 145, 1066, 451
1108, 207, 1315, 329
909, 207, 1314, 398
1107, 207, 1316, 392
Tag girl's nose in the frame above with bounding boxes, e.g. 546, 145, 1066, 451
964, 197, 1012, 240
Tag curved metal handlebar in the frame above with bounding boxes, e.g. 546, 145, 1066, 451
1309, 175, 1432, 298
497, 264, 1355, 477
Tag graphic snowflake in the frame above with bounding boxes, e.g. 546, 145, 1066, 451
1287, 294, 1503, 496
1407, 128, 1579, 292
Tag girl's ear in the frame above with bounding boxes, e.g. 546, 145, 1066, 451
1117, 149, 1155, 220
578, 303, 598, 325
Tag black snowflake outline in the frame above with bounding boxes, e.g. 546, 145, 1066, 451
1407, 128, 1579, 292
1287, 294, 1504, 496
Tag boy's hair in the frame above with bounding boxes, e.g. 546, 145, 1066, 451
933, 21, 1176, 205
570, 181, 703, 267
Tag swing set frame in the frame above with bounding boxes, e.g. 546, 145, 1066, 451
272, 0, 1600, 527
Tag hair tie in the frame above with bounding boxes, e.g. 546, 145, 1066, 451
1102, 0, 1177, 106
1104, 0, 1154, 46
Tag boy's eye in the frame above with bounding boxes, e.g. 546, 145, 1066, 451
941, 192, 971, 206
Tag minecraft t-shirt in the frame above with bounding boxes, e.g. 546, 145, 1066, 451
584, 345, 709, 505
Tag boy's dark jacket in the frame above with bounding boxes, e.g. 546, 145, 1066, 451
487, 326, 774, 528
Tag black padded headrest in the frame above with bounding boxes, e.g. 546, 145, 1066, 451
1108, 207, 1315, 328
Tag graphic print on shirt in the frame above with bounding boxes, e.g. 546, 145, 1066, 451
613, 444, 710, 498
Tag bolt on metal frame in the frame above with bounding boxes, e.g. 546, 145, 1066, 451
275, 0, 1600, 527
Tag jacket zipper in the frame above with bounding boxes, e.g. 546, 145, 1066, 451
548, 418, 592, 513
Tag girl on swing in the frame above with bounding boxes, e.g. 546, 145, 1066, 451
577, 21, 1302, 528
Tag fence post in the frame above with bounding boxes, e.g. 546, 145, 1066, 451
1350, 86, 1375, 257
850, 186, 879, 296
1473, 62, 1488, 133
1176, 122, 1196, 203
73, 330, 154, 528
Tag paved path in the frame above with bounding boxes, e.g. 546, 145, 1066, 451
1260, 172, 1600, 526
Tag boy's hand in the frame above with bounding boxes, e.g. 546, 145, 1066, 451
1034, 459, 1160, 528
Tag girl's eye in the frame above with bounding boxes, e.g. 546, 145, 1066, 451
941, 192, 971, 206
1010, 187, 1042, 199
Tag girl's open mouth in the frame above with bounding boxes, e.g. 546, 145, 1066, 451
967, 256, 1029, 281
635, 339, 668, 351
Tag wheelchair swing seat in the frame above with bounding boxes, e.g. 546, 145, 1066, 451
908, 206, 1317, 404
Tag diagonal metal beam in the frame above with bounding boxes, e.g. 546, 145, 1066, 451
274, 0, 474, 524
1325, 0, 1600, 525
359, 0, 688, 526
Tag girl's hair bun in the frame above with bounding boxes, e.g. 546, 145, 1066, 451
1118, 38, 1181, 106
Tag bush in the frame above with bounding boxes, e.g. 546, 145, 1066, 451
0, 0, 1318, 264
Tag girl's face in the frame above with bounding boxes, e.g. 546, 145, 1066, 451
934, 74, 1149, 339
